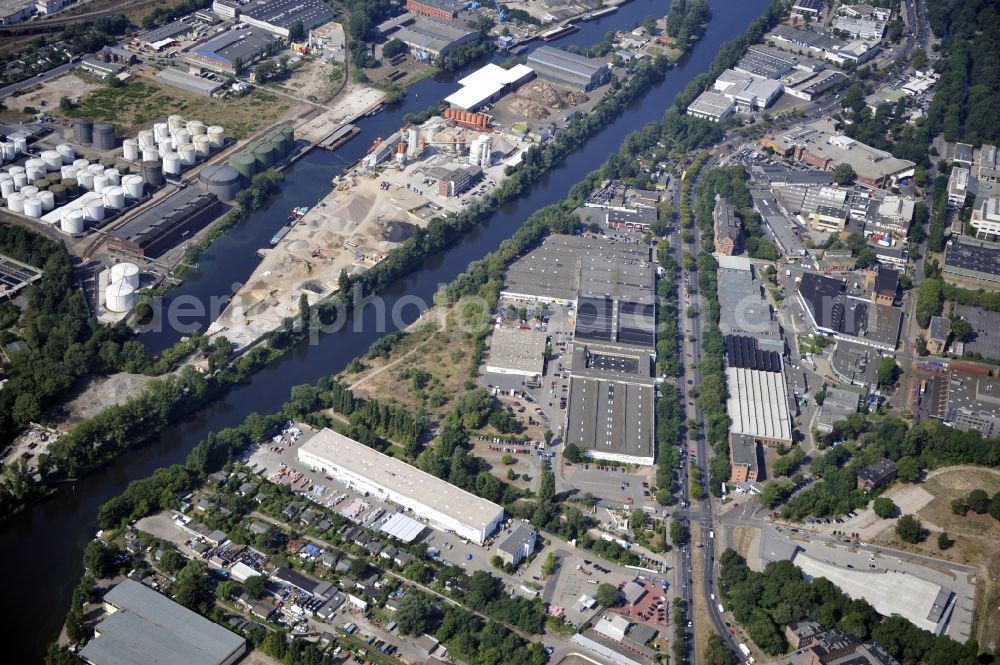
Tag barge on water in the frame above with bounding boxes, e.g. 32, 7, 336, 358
269, 206, 309, 246
539, 23, 579, 41
320, 124, 360, 151
580, 6, 617, 20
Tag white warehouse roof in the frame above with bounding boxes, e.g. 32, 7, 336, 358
726, 366, 793, 442
379, 512, 426, 542
445, 63, 534, 110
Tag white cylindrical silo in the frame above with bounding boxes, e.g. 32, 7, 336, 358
9, 165, 25, 176
173, 128, 191, 146
61, 209, 85, 234
154, 122, 170, 141
162, 152, 181, 175
0, 142, 13, 161
123, 139, 139, 161
6, 192, 24, 212
23, 197, 42, 218
102, 186, 125, 209
105, 279, 135, 312
186, 120, 205, 136
41, 150, 63, 171
122, 174, 144, 199
61, 165, 79, 179
178, 144, 196, 166
88, 164, 104, 176
158, 139, 174, 155
142, 147, 160, 163
73, 158, 90, 170
138, 129, 155, 149
26, 165, 45, 182
110, 262, 140, 288
93, 174, 109, 194
207, 126, 225, 149
13, 137, 27, 155
104, 168, 120, 185
167, 114, 185, 132
78, 170, 95, 191
56, 144, 75, 163
20, 185, 38, 197
0, 179, 14, 199
193, 135, 210, 158
25, 157, 45, 170
84, 198, 105, 222
407, 127, 419, 156
38, 190, 54, 211
12, 172, 28, 189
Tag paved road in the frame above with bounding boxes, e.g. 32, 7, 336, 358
0, 61, 76, 99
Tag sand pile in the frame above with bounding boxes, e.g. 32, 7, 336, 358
520, 80, 565, 108
565, 91, 589, 105
509, 98, 550, 119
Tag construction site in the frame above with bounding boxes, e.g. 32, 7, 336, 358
210, 109, 530, 348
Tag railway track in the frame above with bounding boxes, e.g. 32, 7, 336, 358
0, 0, 163, 36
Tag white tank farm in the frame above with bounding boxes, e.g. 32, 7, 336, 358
105, 279, 136, 312
138, 129, 155, 149
84, 198, 105, 222
23, 197, 42, 218
0, 142, 14, 161
122, 174, 144, 199
167, 114, 185, 132
154, 122, 170, 141
104, 168, 121, 185
110, 262, 140, 288
193, 135, 211, 158
207, 126, 225, 149
102, 186, 125, 209
0, 179, 14, 199
123, 139, 139, 161
186, 120, 206, 136
6, 192, 24, 212
56, 144, 75, 163
73, 158, 89, 170
25, 165, 45, 181
25, 156, 45, 170
172, 129, 191, 146
142, 147, 160, 163
61, 209, 85, 234
8, 164, 25, 175
92, 174, 109, 194
158, 139, 174, 155
88, 164, 104, 175
13, 137, 27, 155
61, 165, 79, 179
20, 185, 38, 197
12, 172, 28, 188
78, 170, 95, 191
38, 190, 54, 211
162, 152, 181, 175
41, 150, 63, 171
178, 144, 196, 166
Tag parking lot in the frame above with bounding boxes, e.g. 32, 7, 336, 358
542, 547, 634, 628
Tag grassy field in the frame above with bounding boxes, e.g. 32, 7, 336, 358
61, 77, 292, 137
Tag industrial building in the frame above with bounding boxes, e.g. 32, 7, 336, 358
526, 46, 611, 91
686, 91, 735, 123
423, 162, 482, 197
796, 272, 902, 351
79, 580, 246, 665
729, 432, 759, 482
856, 458, 897, 491
155, 68, 225, 96
947, 166, 970, 208
298, 428, 505, 544
0, 0, 34, 24
725, 355, 793, 447
942, 237, 1000, 286
952, 304, 1000, 361
485, 326, 547, 377
969, 197, 1000, 241
938, 369, 1000, 438
815, 386, 861, 433
406, 0, 462, 21
444, 63, 535, 111
566, 374, 655, 465
716, 255, 783, 352
735, 45, 799, 79
107, 188, 223, 258
393, 18, 479, 59
186, 27, 280, 73
212, 0, 334, 36
791, 0, 823, 18
496, 524, 537, 566
134, 19, 196, 51
713, 197, 742, 255
80, 55, 123, 79
834, 15, 885, 39
712, 69, 784, 112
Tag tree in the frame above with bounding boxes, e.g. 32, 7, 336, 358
950, 318, 973, 342
395, 592, 435, 635
382, 38, 408, 59
159, 548, 185, 574
489, 554, 503, 568
833, 163, 856, 185
872, 497, 897, 519
950, 498, 969, 516
288, 20, 305, 42
937, 532, 952, 550
877, 357, 899, 388
244, 574, 266, 599
541, 552, 557, 576
83, 540, 119, 577
967, 489, 989, 514
990, 492, 1000, 521
349, 557, 370, 578
895, 514, 923, 543
595, 582, 619, 607
174, 560, 211, 610
704, 634, 737, 665
563, 443, 584, 464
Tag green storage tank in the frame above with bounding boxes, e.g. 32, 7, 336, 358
252, 141, 275, 171
49, 184, 66, 204
101, 156, 117, 168
63, 178, 79, 197
33, 179, 50, 190
269, 134, 287, 160
46, 172, 61, 183
281, 124, 294, 147
229, 151, 257, 183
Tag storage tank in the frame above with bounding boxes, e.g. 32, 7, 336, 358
198, 164, 241, 201
138, 129, 155, 149
407, 127, 419, 156
167, 114, 185, 132
178, 144, 196, 166
252, 141, 275, 170
92, 174, 109, 194
63, 178, 79, 197
56, 144, 75, 164
0, 142, 13, 161
269, 134, 287, 160
23, 197, 42, 218
61, 165, 79, 180
88, 164, 105, 176
173, 128, 191, 146
46, 172, 61, 184
93, 123, 117, 150
141, 160, 164, 187
104, 168, 121, 185
207, 125, 225, 148
0, 179, 14, 199
26, 156, 46, 171
6, 192, 24, 212
142, 147, 160, 163
49, 183, 66, 204
98, 268, 111, 303
193, 135, 211, 158
153, 122, 170, 141
229, 151, 256, 183
38, 190, 54, 211
105, 279, 136, 312
162, 152, 182, 175
8, 165, 25, 176
33, 179, 49, 190
20, 185, 38, 198
122, 174, 144, 199
102, 186, 125, 209
158, 139, 174, 156
61, 209, 85, 234
83, 198, 105, 222
123, 139, 139, 161
73, 118, 94, 144
110, 262, 140, 288
25, 165, 45, 181
78, 170, 95, 190
12, 137, 27, 155
12, 171, 28, 189
73, 158, 89, 170
186, 120, 206, 136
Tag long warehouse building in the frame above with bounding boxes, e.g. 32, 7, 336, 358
298, 429, 504, 544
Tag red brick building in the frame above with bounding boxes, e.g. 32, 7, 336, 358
406, 0, 461, 21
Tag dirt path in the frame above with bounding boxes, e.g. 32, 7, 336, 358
348, 311, 444, 391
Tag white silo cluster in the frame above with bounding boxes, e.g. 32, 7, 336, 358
124, 115, 225, 181
102, 262, 140, 313
468, 134, 492, 168
0, 135, 29, 165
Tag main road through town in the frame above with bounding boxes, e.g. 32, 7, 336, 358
0, 1, 769, 661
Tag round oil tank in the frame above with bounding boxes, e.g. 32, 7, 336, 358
26, 156, 46, 170
56, 143, 75, 163
73, 118, 94, 144
281, 124, 294, 144
83, 198, 105, 222
46, 172, 61, 183
167, 114, 185, 132
104, 168, 121, 185
207, 126, 225, 148
158, 140, 174, 157
98, 267, 111, 293
138, 129, 155, 149
92, 174, 109, 194
33, 179, 49, 190
142, 147, 160, 163
110, 262, 140, 288
78, 171, 94, 191
228, 151, 256, 182
63, 178, 79, 197
173, 128, 191, 146
105, 279, 136, 313
8, 165, 25, 175
141, 161, 164, 187
61, 165, 79, 179
123, 139, 139, 161
252, 142, 275, 170
61, 209, 85, 234
186, 120, 206, 136
198, 164, 241, 201
38, 190, 54, 211
269, 134, 287, 160
25, 166, 45, 182
20, 185, 38, 198
0, 179, 14, 199
88, 163, 105, 176
153, 123, 170, 141
49, 183, 66, 204
93, 123, 117, 151
178, 144, 196, 166
162, 152, 182, 175
0, 142, 13, 161
193, 135, 211, 158
12, 172, 28, 189
23, 197, 42, 218
103, 186, 125, 209
122, 174, 144, 199
13, 137, 27, 155
6, 192, 24, 212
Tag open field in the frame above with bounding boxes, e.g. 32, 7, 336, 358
5, 73, 102, 115
60, 77, 293, 137
691, 523, 713, 662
